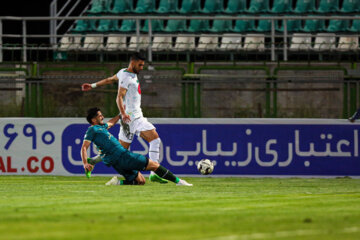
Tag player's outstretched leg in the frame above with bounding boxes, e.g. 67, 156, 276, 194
146, 159, 193, 186
349, 108, 360, 122
148, 138, 168, 184
105, 176, 139, 185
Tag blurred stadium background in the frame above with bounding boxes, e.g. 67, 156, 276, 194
1, 0, 360, 119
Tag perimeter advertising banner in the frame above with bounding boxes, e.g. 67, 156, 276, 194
0, 118, 359, 177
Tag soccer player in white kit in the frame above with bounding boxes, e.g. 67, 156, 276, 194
81, 52, 167, 183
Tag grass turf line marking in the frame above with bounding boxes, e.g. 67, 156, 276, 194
200, 226, 360, 240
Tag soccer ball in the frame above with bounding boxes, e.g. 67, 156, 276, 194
197, 159, 214, 175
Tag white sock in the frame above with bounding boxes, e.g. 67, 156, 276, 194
149, 138, 161, 175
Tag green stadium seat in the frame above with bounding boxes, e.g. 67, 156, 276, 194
72, 20, 88, 32
87, 0, 103, 14
316, 0, 339, 13
302, 18, 325, 32
209, 18, 232, 33
340, 0, 360, 13
72, 20, 97, 32
232, 17, 256, 32
247, 0, 269, 13
276, 18, 302, 32
141, 19, 164, 32
292, 0, 315, 13
187, 19, 210, 33
349, 19, 360, 32
96, 19, 119, 32
109, 0, 133, 14
134, 0, 156, 13
255, 19, 272, 32
270, 0, 292, 13
164, 19, 187, 32
157, 0, 178, 13
178, 0, 201, 13
224, 0, 247, 13
326, 19, 350, 32
202, 0, 224, 13
118, 20, 136, 32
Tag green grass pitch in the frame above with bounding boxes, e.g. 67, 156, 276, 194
1, 176, 360, 240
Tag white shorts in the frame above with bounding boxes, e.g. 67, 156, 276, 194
118, 117, 155, 143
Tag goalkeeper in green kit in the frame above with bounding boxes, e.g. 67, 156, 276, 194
81, 107, 193, 186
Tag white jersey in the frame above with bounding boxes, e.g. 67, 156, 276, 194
116, 68, 143, 119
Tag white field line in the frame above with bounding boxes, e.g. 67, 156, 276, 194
200, 226, 360, 240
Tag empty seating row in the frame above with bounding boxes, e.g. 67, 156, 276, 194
72, 18, 360, 33
58, 34, 360, 52
87, 0, 360, 14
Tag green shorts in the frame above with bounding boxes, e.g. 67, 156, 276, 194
110, 149, 149, 182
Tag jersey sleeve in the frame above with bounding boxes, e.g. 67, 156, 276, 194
84, 127, 95, 142
119, 72, 131, 90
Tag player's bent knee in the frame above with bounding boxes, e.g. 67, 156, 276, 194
150, 137, 161, 146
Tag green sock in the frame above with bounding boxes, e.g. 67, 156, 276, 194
154, 165, 180, 183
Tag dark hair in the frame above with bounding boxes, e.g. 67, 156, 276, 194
130, 52, 146, 62
86, 107, 100, 124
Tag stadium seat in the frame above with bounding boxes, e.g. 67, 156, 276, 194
164, 19, 187, 32
157, 0, 178, 13
326, 19, 350, 32
247, 0, 269, 13
340, 0, 360, 13
209, 18, 233, 33
96, 19, 119, 32
178, 0, 201, 13
349, 19, 360, 32
174, 35, 196, 50
104, 35, 127, 51
255, 19, 272, 32
152, 36, 173, 51
128, 36, 150, 51
197, 35, 219, 51
187, 19, 210, 33
289, 33, 312, 50
244, 34, 265, 51
109, 0, 133, 13
270, 0, 293, 13
219, 34, 242, 50
232, 17, 256, 32
292, 0, 315, 13
87, 0, 104, 14
59, 35, 83, 50
224, 0, 247, 13
72, 20, 97, 32
337, 37, 359, 50
313, 33, 336, 51
141, 19, 164, 32
118, 20, 136, 32
277, 18, 302, 32
316, 0, 339, 13
202, 0, 224, 13
82, 35, 103, 51
302, 18, 326, 32
134, 0, 156, 13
